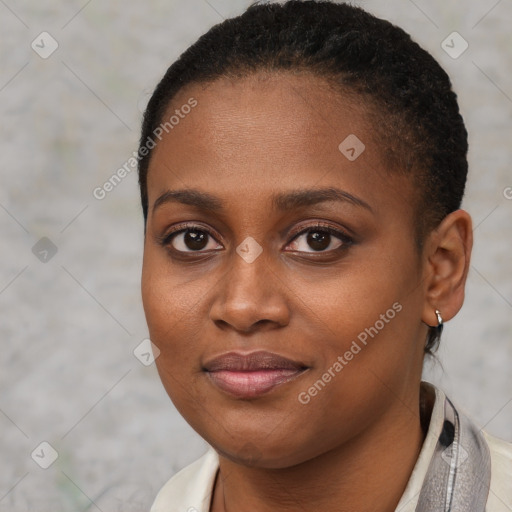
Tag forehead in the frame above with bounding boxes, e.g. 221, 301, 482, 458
154, 71, 367, 166
147, 71, 415, 221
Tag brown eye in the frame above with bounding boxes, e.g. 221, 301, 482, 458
286, 224, 352, 253
182, 230, 209, 251
306, 231, 331, 251
162, 225, 223, 253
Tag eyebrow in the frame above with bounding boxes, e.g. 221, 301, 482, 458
152, 187, 373, 215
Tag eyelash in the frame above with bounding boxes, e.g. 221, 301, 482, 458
288, 223, 353, 250
158, 221, 353, 255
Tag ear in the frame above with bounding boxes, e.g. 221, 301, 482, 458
421, 209, 473, 327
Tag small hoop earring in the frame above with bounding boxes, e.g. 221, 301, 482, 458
435, 309, 443, 337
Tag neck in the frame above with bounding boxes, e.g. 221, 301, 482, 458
211, 388, 428, 512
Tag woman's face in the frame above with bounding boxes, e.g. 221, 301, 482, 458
141, 72, 429, 468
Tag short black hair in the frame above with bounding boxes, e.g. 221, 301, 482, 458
137, 0, 469, 355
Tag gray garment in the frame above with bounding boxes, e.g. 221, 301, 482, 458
416, 384, 491, 511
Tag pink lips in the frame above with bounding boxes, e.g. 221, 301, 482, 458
203, 351, 308, 399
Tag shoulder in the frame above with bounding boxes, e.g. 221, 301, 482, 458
482, 430, 512, 511
150, 446, 219, 512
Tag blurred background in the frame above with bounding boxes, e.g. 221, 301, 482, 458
1, 0, 511, 510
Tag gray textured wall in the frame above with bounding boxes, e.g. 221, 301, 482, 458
1, 1, 511, 510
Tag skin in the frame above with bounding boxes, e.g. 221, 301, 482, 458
141, 71, 473, 512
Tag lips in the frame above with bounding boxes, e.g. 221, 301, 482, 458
203, 351, 308, 399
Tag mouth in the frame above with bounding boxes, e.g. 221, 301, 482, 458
203, 350, 309, 399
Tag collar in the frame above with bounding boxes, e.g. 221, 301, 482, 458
415, 382, 491, 511
397, 381, 491, 511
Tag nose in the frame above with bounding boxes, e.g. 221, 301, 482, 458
209, 241, 290, 334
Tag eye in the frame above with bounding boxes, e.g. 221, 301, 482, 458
160, 224, 223, 253
159, 221, 353, 255
286, 223, 353, 253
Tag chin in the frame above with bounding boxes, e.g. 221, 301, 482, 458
205, 431, 318, 469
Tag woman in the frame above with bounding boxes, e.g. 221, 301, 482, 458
137, 1, 512, 510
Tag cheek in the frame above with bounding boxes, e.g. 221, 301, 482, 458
141, 247, 195, 333
297, 248, 416, 339
141, 250, 189, 370
141, 248, 212, 389
294, 243, 423, 386
142, 260, 202, 412
141, 254, 169, 339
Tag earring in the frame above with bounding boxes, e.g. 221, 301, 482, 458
435, 309, 443, 337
